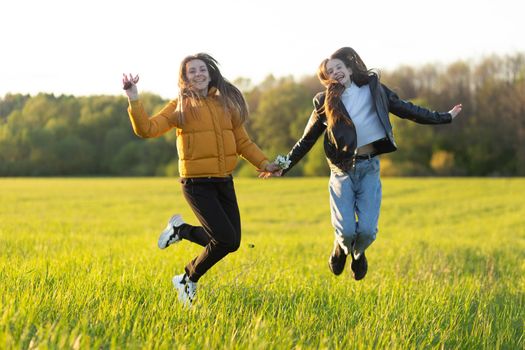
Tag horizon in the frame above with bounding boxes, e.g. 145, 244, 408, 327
1, 51, 523, 99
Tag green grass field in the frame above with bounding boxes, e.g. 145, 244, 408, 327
1, 177, 524, 349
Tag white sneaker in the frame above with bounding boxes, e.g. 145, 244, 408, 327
172, 273, 197, 307
185, 280, 197, 305
158, 214, 185, 249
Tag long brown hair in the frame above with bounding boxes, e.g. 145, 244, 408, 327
177, 53, 248, 124
317, 47, 372, 129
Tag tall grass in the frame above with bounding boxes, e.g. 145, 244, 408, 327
1, 177, 523, 349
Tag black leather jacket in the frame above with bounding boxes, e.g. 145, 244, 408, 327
282, 74, 452, 174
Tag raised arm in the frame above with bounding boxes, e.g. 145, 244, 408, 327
123, 73, 180, 138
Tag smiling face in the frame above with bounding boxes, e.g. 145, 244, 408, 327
185, 59, 211, 96
325, 58, 353, 87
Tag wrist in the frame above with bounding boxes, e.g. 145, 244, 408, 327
127, 93, 139, 101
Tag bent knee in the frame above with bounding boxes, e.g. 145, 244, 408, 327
338, 227, 356, 241
358, 227, 377, 242
216, 237, 240, 253
227, 239, 240, 253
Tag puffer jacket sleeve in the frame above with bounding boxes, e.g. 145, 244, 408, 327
127, 99, 181, 138
233, 124, 269, 170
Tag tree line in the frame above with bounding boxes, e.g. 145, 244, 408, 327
1, 53, 523, 177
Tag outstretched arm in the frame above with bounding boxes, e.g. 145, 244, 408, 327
384, 84, 459, 124
280, 108, 326, 175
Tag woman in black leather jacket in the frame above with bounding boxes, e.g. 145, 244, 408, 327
262, 47, 462, 280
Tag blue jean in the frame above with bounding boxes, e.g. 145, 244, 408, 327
329, 157, 382, 258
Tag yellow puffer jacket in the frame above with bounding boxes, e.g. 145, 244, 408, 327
127, 92, 269, 178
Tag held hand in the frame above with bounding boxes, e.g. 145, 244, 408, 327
122, 73, 140, 101
265, 163, 281, 173
257, 162, 283, 179
448, 103, 463, 119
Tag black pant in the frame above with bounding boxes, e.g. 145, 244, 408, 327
179, 177, 241, 282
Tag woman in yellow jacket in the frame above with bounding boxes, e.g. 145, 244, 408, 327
123, 53, 279, 306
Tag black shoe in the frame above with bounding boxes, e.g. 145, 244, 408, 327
328, 241, 347, 275
350, 251, 368, 280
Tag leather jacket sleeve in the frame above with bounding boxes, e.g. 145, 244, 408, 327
282, 98, 327, 175
383, 84, 452, 124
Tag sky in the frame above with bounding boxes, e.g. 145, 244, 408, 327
1, 0, 524, 99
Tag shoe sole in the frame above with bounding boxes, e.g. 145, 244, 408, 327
158, 214, 183, 249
